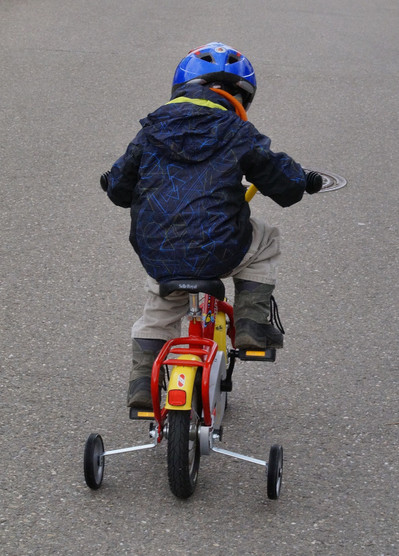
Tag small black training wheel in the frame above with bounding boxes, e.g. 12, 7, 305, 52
84, 433, 105, 490
267, 444, 283, 500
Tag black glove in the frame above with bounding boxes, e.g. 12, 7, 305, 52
100, 171, 110, 192
305, 171, 323, 194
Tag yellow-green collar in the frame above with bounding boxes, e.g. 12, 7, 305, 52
166, 97, 227, 111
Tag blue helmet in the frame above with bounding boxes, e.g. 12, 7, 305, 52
172, 42, 257, 110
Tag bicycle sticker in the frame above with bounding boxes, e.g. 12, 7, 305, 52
177, 374, 185, 388
203, 310, 215, 327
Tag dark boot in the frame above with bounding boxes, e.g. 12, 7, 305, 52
127, 338, 165, 408
234, 279, 284, 350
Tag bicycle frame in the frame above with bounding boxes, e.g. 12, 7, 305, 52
150, 292, 235, 439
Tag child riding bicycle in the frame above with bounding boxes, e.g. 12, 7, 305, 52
101, 42, 322, 409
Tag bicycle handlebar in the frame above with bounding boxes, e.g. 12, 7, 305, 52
244, 170, 323, 202
245, 184, 258, 203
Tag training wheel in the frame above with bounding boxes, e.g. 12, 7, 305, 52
84, 433, 105, 490
267, 444, 283, 500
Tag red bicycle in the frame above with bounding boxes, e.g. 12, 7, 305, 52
84, 272, 283, 500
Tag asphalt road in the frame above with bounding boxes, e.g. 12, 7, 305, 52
1, 1, 398, 555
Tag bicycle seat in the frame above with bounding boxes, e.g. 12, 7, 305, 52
159, 279, 225, 300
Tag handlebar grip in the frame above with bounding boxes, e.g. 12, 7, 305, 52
100, 172, 110, 192
305, 171, 323, 194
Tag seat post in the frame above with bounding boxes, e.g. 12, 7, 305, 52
188, 293, 203, 337
188, 293, 201, 318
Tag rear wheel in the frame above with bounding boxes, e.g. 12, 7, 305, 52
167, 376, 201, 498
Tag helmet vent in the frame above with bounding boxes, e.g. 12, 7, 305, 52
198, 53, 214, 63
227, 54, 240, 64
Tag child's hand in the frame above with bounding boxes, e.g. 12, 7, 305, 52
100, 171, 110, 192
305, 171, 323, 194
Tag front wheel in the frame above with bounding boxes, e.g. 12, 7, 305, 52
267, 444, 283, 499
167, 379, 201, 498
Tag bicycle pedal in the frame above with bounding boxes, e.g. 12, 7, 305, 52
129, 408, 155, 420
237, 348, 276, 362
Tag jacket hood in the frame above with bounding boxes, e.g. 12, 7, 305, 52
139, 84, 241, 162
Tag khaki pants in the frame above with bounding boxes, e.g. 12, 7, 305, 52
132, 217, 281, 341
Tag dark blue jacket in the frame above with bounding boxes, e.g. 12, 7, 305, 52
107, 84, 306, 282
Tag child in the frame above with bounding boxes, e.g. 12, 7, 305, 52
101, 42, 322, 409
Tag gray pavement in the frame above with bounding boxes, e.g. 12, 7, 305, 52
1, 1, 398, 554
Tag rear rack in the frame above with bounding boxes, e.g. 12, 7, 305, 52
151, 337, 219, 426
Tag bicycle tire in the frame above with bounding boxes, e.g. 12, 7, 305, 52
267, 444, 283, 499
167, 377, 201, 498
84, 433, 104, 490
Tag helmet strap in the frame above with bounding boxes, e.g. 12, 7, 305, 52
210, 87, 248, 121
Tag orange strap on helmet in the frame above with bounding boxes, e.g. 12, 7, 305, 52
209, 88, 248, 121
